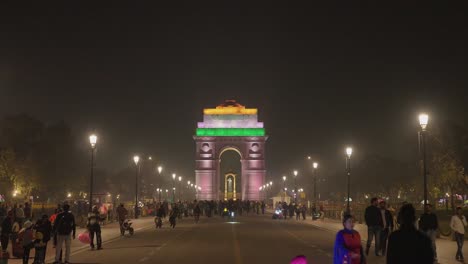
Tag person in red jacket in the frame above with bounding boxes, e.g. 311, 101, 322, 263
334, 214, 366, 264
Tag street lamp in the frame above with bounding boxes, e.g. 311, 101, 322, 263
345, 147, 353, 214
312, 162, 319, 209
89, 134, 97, 212
134, 155, 140, 218
172, 173, 176, 202
156, 166, 163, 199
293, 170, 298, 203
419, 113, 429, 210
178, 176, 182, 201
282, 176, 287, 202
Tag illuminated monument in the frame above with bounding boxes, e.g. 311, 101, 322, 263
194, 100, 267, 201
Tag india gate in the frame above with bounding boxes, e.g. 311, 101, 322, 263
194, 100, 268, 201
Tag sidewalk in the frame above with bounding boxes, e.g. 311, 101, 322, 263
306, 218, 467, 264
6, 217, 155, 264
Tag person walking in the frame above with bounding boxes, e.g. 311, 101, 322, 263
289, 203, 295, 220
379, 200, 394, 256
418, 204, 438, 262
18, 220, 34, 264
169, 206, 178, 229
261, 201, 266, 215
24, 203, 32, 221
53, 204, 76, 264
333, 214, 366, 264
1, 211, 13, 253
364, 198, 383, 256
87, 206, 103, 250
116, 204, 128, 236
301, 204, 307, 220
450, 207, 467, 262
194, 203, 201, 224
387, 203, 433, 264
295, 204, 301, 221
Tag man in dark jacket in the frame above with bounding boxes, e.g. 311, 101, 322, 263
87, 206, 102, 250
379, 200, 394, 256
364, 198, 383, 256
419, 204, 438, 261
387, 203, 434, 264
1, 211, 13, 253
53, 204, 76, 264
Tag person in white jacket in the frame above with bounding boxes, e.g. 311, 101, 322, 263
451, 207, 467, 262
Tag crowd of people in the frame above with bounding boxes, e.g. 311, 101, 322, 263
333, 198, 467, 264
1, 202, 78, 264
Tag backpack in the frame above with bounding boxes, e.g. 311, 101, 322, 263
57, 213, 74, 235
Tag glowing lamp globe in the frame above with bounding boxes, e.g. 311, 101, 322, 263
419, 113, 429, 131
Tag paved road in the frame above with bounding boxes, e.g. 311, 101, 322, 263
62, 214, 385, 264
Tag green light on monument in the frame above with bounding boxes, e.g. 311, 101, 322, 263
196, 128, 265, 137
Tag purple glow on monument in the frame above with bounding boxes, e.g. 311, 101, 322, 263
198, 114, 264, 128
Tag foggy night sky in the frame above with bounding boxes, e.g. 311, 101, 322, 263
0, 3, 467, 184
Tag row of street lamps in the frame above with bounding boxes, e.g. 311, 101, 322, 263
87, 113, 430, 215
87, 134, 200, 218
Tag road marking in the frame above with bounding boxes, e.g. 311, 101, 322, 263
231, 224, 243, 264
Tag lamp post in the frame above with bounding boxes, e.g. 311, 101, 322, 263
282, 176, 287, 202
346, 147, 353, 214
133, 155, 140, 219
158, 166, 163, 202
312, 162, 319, 209
178, 176, 182, 201
88, 134, 97, 212
419, 113, 429, 211
172, 174, 176, 202
293, 170, 298, 203
190, 183, 194, 200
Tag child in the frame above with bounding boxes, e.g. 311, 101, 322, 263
32, 231, 46, 264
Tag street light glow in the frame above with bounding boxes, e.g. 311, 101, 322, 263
313, 162, 318, 169
89, 134, 97, 148
158, 166, 163, 174
419, 113, 429, 131
270, 181, 273, 185
294, 170, 298, 177
346, 147, 353, 158
283, 176, 286, 181
148, 156, 152, 160
188, 181, 191, 185
133, 155, 140, 165
172, 173, 176, 180
179, 176, 182, 182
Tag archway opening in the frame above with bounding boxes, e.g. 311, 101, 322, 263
220, 149, 242, 201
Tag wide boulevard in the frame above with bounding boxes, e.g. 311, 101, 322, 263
49, 214, 384, 264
